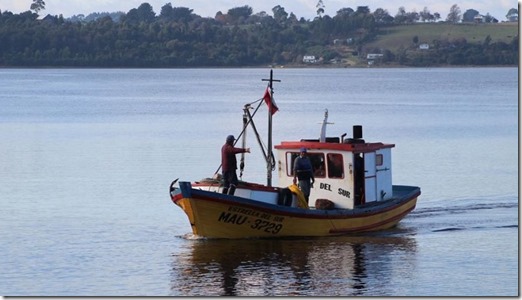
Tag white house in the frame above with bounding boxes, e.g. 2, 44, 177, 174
366, 53, 383, 66
366, 54, 383, 60
303, 55, 317, 63
474, 14, 485, 23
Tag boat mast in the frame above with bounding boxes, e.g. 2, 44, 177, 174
262, 69, 280, 187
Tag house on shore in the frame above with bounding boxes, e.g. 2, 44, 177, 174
303, 55, 317, 64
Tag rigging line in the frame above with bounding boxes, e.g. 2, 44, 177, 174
243, 103, 275, 171
245, 97, 263, 107
212, 98, 264, 176
232, 97, 264, 144
239, 110, 247, 180
248, 89, 277, 171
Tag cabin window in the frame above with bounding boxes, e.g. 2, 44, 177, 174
286, 152, 326, 178
327, 153, 344, 178
376, 154, 383, 166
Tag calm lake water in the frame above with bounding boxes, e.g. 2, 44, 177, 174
0, 68, 518, 296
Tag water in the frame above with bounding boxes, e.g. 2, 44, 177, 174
0, 68, 518, 296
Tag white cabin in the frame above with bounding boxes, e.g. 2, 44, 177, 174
275, 125, 394, 209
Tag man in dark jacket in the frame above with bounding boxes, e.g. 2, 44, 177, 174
293, 147, 315, 201
221, 135, 250, 195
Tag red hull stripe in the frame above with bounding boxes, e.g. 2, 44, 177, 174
328, 204, 416, 233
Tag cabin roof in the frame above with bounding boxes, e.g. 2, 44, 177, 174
275, 140, 395, 153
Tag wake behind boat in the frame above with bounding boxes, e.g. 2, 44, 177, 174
169, 70, 420, 239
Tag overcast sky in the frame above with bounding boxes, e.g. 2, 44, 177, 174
0, 0, 518, 21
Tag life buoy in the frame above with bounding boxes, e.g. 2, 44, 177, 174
287, 184, 309, 209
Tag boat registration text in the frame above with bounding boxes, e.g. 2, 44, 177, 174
217, 206, 284, 234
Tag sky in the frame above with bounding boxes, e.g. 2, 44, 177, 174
0, 0, 519, 21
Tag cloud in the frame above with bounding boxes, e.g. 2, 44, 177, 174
1, 0, 31, 13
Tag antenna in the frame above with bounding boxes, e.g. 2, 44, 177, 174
319, 109, 334, 142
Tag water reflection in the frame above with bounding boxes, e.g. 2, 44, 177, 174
169, 234, 417, 296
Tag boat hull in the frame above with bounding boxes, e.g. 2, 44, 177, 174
171, 181, 420, 239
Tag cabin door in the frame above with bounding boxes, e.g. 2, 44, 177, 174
353, 153, 364, 205
364, 152, 377, 202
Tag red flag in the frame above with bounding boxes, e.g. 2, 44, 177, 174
263, 87, 278, 115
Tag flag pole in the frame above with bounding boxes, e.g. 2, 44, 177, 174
262, 69, 280, 187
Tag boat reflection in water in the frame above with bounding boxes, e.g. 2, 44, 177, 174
169, 234, 417, 296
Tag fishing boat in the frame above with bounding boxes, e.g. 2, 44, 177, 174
169, 70, 420, 239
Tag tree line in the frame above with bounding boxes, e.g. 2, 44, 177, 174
0, 2, 518, 67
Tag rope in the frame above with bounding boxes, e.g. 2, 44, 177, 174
212, 94, 277, 180
212, 98, 263, 177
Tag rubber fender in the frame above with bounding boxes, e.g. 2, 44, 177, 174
278, 188, 293, 206
287, 184, 309, 209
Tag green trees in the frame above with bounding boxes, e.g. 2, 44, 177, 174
462, 9, 479, 22
30, 0, 45, 14
227, 5, 253, 23
446, 4, 462, 23
0, 3, 518, 67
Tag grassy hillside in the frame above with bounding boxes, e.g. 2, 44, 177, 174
366, 22, 518, 51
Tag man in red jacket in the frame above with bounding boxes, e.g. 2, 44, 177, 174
221, 135, 250, 195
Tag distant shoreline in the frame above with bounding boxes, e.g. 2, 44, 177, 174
0, 64, 518, 69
